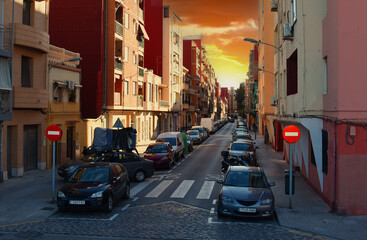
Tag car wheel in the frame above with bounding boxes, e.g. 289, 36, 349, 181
104, 194, 114, 213
168, 159, 174, 169
123, 183, 130, 199
134, 170, 146, 182
217, 204, 225, 218
57, 206, 66, 212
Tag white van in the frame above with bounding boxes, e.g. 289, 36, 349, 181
156, 132, 185, 160
200, 118, 217, 133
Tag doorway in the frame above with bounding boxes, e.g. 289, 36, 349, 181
23, 125, 38, 171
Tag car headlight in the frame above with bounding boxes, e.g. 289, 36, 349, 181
261, 199, 272, 205
91, 191, 103, 198
161, 157, 168, 161
57, 191, 65, 198
221, 195, 233, 203
64, 166, 72, 172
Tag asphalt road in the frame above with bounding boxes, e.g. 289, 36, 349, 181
0, 122, 318, 240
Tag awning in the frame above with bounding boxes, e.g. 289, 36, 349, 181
138, 23, 150, 40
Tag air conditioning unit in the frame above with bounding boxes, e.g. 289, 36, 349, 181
270, 96, 277, 106
283, 23, 293, 40
67, 81, 75, 90
271, 0, 278, 12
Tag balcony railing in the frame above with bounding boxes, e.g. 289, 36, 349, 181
159, 100, 169, 107
115, 21, 123, 37
114, 92, 121, 106
183, 103, 189, 110
115, 58, 123, 71
139, 8, 144, 22
138, 95, 143, 107
139, 39, 144, 48
0, 24, 12, 53
138, 66, 144, 77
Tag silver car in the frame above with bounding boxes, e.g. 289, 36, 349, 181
217, 166, 275, 218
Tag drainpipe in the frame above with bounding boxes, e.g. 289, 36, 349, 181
0, 121, 3, 182
332, 120, 338, 212
103, 0, 108, 110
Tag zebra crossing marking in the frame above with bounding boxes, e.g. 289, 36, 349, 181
197, 181, 215, 199
145, 180, 174, 198
130, 179, 154, 197
170, 180, 194, 198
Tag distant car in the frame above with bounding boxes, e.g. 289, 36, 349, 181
186, 130, 202, 144
228, 117, 235, 123
57, 162, 130, 213
191, 126, 207, 139
228, 141, 257, 162
94, 151, 154, 182
232, 132, 253, 142
144, 142, 175, 169
185, 134, 194, 152
217, 166, 275, 218
156, 132, 185, 160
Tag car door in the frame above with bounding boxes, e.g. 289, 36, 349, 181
109, 166, 122, 198
114, 164, 127, 198
120, 152, 142, 180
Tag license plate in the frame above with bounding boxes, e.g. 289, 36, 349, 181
238, 207, 256, 213
69, 200, 85, 205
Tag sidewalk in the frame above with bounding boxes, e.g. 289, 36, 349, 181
255, 134, 367, 240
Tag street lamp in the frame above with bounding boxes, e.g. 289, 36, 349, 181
244, 38, 281, 51
48, 56, 82, 71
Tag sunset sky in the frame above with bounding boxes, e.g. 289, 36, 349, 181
164, 0, 259, 89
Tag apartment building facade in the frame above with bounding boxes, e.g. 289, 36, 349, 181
2, 0, 49, 180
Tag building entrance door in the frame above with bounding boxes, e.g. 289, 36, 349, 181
23, 125, 38, 171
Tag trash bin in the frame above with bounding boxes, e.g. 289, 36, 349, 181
285, 169, 295, 195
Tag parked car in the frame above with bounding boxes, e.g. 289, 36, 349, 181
156, 132, 185, 160
191, 126, 207, 140
186, 130, 202, 144
94, 151, 154, 182
228, 117, 235, 123
232, 132, 253, 142
200, 118, 217, 133
144, 142, 175, 169
228, 140, 257, 162
185, 134, 194, 152
217, 166, 275, 218
57, 162, 130, 212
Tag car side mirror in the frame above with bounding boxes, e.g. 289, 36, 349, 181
217, 179, 224, 184
269, 182, 275, 186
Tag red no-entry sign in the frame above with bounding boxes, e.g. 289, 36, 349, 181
46, 125, 62, 141
282, 125, 301, 143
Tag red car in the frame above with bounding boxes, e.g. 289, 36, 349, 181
144, 142, 175, 169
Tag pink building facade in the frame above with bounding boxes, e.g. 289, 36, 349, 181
322, 0, 367, 215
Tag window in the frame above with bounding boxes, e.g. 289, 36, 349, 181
323, 57, 328, 95
134, 0, 138, 4
21, 56, 32, 88
133, 52, 137, 65
149, 83, 153, 101
291, 0, 297, 24
23, 0, 31, 26
155, 85, 158, 102
124, 80, 129, 95
124, 12, 129, 29
133, 19, 137, 34
310, 138, 316, 166
133, 82, 136, 95
286, 50, 298, 95
124, 46, 129, 62
322, 130, 328, 174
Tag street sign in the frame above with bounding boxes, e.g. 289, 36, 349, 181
113, 118, 124, 129
46, 125, 62, 141
282, 125, 301, 143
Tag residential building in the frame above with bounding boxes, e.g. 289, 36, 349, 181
258, 0, 275, 144
2, 0, 49, 179
47, 45, 82, 165
246, 45, 259, 129
145, 1, 183, 132
322, 0, 367, 214
228, 87, 236, 116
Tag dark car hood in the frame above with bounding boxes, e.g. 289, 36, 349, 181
60, 182, 109, 198
144, 153, 168, 160
222, 186, 272, 201
60, 159, 84, 169
229, 150, 253, 157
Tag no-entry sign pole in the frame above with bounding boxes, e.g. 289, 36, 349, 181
46, 125, 62, 202
282, 125, 301, 209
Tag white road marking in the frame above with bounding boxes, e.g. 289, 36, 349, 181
121, 204, 130, 211
170, 180, 194, 198
213, 199, 217, 205
167, 170, 172, 174
145, 180, 173, 198
109, 214, 118, 220
132, 197, 139, 202
208, 217, 213, 223
197, 181, 215, 199
130, 179, 154, 197
285, 132, 299, 136
210, 208, 215, 214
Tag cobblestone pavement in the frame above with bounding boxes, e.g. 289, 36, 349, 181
1, 201, 335, 240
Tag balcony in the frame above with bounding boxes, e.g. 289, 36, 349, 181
115, 21, 123, 37
14, 23, 49, 53
183, 103, 189, 110
189, 105, 195, 111
138, 39, 144, 49
138, 95, 143, 107
115, 57, 123, 71
159, 100, 169, 107
0, 24, 13, 57
139, 8, 144, 23
138, 66, 144, 77
13, 87, 48, 109
114, 92, 121, 106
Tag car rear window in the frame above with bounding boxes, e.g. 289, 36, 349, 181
162, 138, 177, 146
146, 144, 168, 153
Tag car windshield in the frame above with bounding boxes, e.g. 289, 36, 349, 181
70, 166, 110, 183
162, 138, 177, 146
231, 143, 253, 151
225, 171, 268, 188
193, 128, 203, 133
188, 131, 199, 136
146, 145, 168, 153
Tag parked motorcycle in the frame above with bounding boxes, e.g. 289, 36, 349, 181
221, 150, 250, 173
